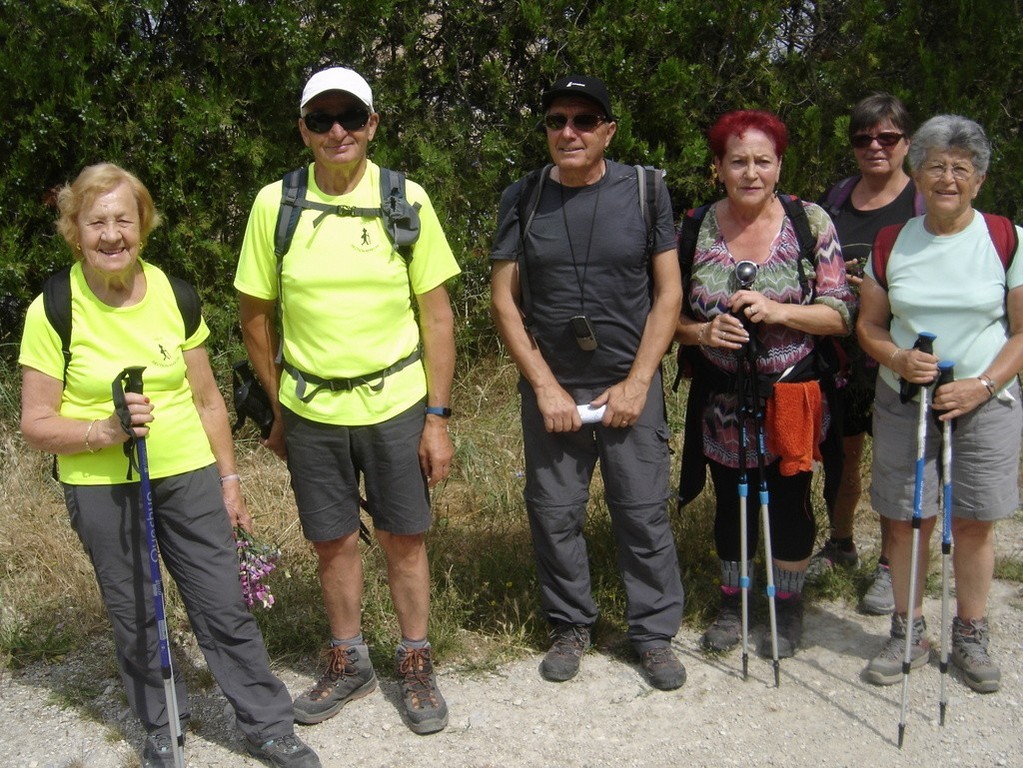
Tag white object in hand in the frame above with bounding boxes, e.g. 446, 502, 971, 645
577, 404, 606, 424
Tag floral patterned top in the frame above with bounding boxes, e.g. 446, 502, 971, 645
686, 199, 854, 469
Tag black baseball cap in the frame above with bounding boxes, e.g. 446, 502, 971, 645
541, 75, 615, 121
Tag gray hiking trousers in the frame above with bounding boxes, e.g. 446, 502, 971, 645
63, 465, 294, 742
519, 373, 685, 652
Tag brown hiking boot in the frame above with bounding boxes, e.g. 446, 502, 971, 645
396, 646, 448, 735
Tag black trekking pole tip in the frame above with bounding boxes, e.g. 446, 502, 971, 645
897, 723, 905, 749
940, 703, 946, 726
742, 653, 748, 680
773, 660, 780, 687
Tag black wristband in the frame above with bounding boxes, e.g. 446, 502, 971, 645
425, 406, 452, 418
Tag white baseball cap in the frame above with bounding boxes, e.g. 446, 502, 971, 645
300, 67, 374, 113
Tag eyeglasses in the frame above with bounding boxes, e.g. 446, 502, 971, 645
922, 162, 976, 181
543, 113, 607, 132
303, 109, 370, 134
850, 131, 905, 149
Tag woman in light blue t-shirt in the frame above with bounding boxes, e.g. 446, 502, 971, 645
858, 115, 1023, 695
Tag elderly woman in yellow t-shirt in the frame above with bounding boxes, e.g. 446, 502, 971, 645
18, 163, 319, 768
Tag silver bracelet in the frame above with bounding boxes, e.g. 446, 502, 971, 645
219, 473, 241, 486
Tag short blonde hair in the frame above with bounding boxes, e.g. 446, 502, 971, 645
56, 163, 162, 258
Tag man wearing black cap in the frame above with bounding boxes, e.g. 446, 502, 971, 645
490, 75, 686, 690
236, 66, 459, 735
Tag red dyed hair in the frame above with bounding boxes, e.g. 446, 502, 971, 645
707, 110, 789, 159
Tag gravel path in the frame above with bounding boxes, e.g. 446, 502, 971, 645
2, 576, 1022, 768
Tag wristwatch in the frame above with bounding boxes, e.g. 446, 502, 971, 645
425, 406, 452, 418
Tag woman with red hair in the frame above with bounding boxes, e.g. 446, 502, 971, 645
676, 110, 854, 658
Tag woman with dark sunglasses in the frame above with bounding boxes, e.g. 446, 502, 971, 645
809, 94, 921, 615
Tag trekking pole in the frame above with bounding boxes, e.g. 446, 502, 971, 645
735, 340, 751, 680
899, 332, 936, 403
897, 333, 936, 749
751, 369, 780, 688
733, 260, 759, 681
935, 361, 955, 727
113, 367, 186, 768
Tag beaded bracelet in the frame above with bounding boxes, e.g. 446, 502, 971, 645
697, 322, 711, 347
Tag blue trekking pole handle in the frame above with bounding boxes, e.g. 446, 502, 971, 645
114, 367, 186, 768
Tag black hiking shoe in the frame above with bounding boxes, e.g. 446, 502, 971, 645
396, 646, 448, 735
293, 644, 377, 725
640, 646, 687, 690
702, 592, 742, 652
758, 594, 804, 659
540, 623, 591, 682
246, 733, 321, 767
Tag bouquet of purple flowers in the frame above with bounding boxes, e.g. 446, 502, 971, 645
235, 527, 281, 610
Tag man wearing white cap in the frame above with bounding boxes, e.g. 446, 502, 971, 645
235, 66, 459, 735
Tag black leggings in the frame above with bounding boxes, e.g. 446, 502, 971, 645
708, 459, 816, 562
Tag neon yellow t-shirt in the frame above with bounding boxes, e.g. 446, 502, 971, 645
234, 161, 461, 425
19, 261, 214, 484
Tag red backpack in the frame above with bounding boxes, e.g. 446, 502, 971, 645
870, 213, 1019, 291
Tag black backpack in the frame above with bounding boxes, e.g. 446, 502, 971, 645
42, 266, 202, 386
273, 165, 421, 265
40, 266, 202, 479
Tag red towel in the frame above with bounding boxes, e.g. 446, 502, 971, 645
766, 381, 823, 476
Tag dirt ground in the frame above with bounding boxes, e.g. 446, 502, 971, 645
3, 523, 1022, 768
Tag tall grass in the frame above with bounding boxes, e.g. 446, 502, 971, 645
4, 349, 1018, 678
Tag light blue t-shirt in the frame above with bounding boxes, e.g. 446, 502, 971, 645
867, 212, 1023, 395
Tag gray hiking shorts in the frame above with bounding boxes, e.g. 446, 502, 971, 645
870, 379, 1021, 522
282, 400, 431, 540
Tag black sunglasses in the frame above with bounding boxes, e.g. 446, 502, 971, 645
850, 131, 904, 149
303, 109, 370, 134
543, 113, 607, 132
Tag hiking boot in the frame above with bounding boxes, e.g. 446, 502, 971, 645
758, 594, 804, 659
865, 614, 929, 686
540, 623, 590, 682
141, 733, 180, 768
396, 646, 448, 735
951, 616, 1000, 693
293, 644, 377, 725
246, 733, 321, 768
859, 563, 895, 615
806, 539, 859, 581
640, 646, 686, 691
701, 592, 742, 652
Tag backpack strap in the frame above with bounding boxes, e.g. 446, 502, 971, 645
677, 203, 711, 298
778, 194, 817, 300
167, 275, 202, 339
514, 165, 552, 331
42, 266, 73, 385
981, 213, 1019, 269
821, 175, 858, 219
870, 222, 906, 292
379, 167, 421, 264
634, 164, 661, 258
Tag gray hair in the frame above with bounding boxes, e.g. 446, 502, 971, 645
908, 115, 991, 175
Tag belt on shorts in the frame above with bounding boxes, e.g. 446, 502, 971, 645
284, 348, 422, 402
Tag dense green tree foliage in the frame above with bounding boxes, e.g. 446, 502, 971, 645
2, 0, 1020, 358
